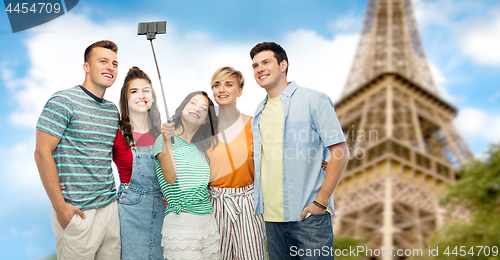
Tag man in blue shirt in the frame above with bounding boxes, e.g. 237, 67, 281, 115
250, 42, 350, 259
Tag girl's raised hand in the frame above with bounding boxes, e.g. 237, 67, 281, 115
162, 122, 175, 141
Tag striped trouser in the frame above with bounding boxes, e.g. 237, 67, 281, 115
209, 184, 267, 260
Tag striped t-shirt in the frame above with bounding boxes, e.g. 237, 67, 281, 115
36, 85, 119, 210
154, 135, 212, 215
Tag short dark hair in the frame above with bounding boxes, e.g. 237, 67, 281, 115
84, 40, 118, 63
250, 42, 288, 75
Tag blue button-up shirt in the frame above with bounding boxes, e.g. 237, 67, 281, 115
252, 81, 346, 222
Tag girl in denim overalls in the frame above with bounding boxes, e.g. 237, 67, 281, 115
113, 67, 165, 260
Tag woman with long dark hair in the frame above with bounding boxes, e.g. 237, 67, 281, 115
155, 91, 222, 259
113, 66, 165, 259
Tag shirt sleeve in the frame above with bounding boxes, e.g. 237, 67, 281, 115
113, 130, 133, 183
311, 93, 346, 148
154, 134, 171, 192
36, 93, 74, 139
154, 134, 163, 158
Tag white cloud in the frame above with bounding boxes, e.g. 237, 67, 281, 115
328, 13, 362, 33
413, 0, 500, 66
413, 0, 482, 31
1, 13, 359, 127
1, 13, 259, 125
0, 137, 52, 219
428, 62, 455, 102
282, 30, 359, 102
454, 107, 500, 144
0, 62, 19, 90
428, 62, 446, 86
1, 138, 46, 199
460, 10, 500, 66
0, 12, 360, 215
413, 0, 454, 29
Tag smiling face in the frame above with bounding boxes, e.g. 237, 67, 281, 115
252, 50, 287, 91
212, 76, 242, 108
127, 79, 154, 114
181, 94, 209, 128
84, 47, 118, 90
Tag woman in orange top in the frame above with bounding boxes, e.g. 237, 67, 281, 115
207, 67, 267, 260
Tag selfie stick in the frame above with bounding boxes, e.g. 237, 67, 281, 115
138, 21, 174, 144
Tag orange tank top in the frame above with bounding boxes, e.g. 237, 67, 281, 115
207, 118, 254, 188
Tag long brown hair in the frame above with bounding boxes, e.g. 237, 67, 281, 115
119, 66, 162, 147
171, 91, 218, 155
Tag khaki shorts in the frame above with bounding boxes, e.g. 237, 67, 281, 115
51, 200, 120, 260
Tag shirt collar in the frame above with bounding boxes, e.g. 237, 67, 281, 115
254, 81, 299, 116
281, 80, 299, 98
79, 85, 103, 103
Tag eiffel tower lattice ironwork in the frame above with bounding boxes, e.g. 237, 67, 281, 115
332, 0, 473, 259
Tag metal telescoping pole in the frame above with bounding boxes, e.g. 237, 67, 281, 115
149, 39, 175, 144
150, 40, 170, 119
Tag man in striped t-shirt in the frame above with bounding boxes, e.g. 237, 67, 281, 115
34, 40, 121, 260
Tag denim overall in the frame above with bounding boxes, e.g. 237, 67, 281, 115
118, 145, 165, 260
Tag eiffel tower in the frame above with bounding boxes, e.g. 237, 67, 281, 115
332, 0, 472, 259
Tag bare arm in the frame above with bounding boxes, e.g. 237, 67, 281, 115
34, 130, 85, 228
316, 141, 350, 203
156, 122, 177, 184
300, 141, 350, 220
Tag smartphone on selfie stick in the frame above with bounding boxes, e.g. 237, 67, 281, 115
138, 21, 174, 144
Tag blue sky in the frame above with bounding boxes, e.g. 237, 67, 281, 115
0, 0, 499, 259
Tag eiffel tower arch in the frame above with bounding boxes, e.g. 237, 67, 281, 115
332, 0, 472, 259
